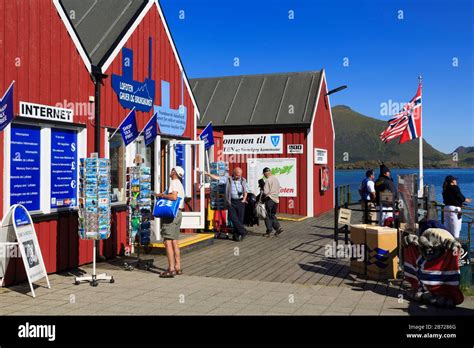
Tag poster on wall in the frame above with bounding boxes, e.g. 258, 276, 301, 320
247, 158, 297, 197
10, 125, 41, 211
224, 134, 283, 154
320, 167, 330, 191
51, 129, 78, 209
155, 80, 187, 137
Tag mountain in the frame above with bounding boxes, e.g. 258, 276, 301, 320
452, 146, 474, 166
332, 105, 471, 169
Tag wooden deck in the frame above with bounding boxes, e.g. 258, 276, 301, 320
169, 211, 403, 295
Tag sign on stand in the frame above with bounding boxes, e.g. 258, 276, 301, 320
0, 204, 50, 297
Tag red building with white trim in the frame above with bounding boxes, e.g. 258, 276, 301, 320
0, 0, 203, 285
192, 71, 335, 217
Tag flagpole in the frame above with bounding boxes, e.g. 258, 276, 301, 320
108, 106, 136, 140
418, 75, 423, 197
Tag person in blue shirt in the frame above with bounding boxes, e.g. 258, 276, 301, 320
204, 167, 250, 241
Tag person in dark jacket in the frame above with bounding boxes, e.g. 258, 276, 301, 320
375, 163, 397, 225
442, 175, 472, 238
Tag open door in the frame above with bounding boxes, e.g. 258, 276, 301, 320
169, 140, 205, 229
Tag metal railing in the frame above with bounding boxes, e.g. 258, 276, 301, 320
334, 184, 474, 251
434, 203, 473, 251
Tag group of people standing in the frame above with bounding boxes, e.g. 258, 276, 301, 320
204, 166, 283, 241
358, 164, 471, 239
358, 164, 397, 226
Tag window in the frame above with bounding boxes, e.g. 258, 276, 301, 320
109, 132, 126, 203
5, 122, 86, 215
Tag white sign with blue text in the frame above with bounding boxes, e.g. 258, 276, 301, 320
223, 134, 283, 154
0, 204, 50, 297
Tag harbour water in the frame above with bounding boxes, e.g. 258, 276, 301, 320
335, 168, 474, 247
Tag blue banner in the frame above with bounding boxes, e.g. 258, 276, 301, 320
111, 46, 155, 112
0, 82, 15, 132
119, 109, 139, 146
199, 122, 214, 150
175, 144, 186, 190
10, 125, 41, 211
144, 112, 157, 146
51, 129, 78, 209
155, 80, 187, 136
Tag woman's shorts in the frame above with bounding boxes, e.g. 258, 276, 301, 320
161, 210, 183, 240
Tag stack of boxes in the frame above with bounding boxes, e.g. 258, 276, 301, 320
78, 154, 111, 240
209, 162, 228, 210
350, 224, 399, 280
126, 166, 152, 245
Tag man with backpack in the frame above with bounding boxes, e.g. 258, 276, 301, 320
359, 169, 376, 224
204, 167, 250, 241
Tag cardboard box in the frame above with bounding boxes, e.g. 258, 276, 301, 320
366, 226, 399, 280
350, 224, 368, 275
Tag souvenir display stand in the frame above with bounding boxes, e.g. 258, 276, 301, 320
209, 162, 232, 239
123, 155, 154, 271
75, 153, 114, 286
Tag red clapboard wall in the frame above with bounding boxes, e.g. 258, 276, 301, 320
0, 0, 196, 285
312, 77, 335, 216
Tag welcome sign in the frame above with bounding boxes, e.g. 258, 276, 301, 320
247, 157, 297, 197
223, 134, 283, 154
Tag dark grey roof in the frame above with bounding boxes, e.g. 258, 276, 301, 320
190, 71, 322, 127
59, 0, 147, 67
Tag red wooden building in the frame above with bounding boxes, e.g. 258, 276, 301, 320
192, 71, 335, 218
0, 0, 204, 285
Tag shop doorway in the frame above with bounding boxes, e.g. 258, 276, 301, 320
153, 138, 205, 238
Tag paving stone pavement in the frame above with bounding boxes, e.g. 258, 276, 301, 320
0, 263, 473, 316
1, 212, 473, 316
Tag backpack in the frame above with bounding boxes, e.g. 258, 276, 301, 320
359, 177, 370, 200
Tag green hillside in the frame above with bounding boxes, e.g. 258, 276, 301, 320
332, 105, 470, 169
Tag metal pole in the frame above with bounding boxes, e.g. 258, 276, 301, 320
418, 75, 423, 197
334, 186, 339, 243
92, 67, 107, 265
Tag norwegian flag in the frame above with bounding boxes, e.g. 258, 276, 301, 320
403, 244, 464, 305
380, 83, 422, 144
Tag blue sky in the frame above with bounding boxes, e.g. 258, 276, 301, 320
160, 0, 473, 153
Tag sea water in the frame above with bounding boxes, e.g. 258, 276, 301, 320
335, 168, 474, 249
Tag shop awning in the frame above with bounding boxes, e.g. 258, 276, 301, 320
190, 71, 322, 128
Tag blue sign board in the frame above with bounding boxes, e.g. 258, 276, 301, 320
155, 80, 187, 136
14, 205, 31, 226
175, 144, 186, 190
10, 125, 41, 211
51, 129, 78, 209
111, 46, 156, 112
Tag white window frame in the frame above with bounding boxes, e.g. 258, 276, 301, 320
3, 122, 87, 216
105, 128, 128, 205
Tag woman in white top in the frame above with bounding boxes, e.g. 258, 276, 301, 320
155, 166, 185, 278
